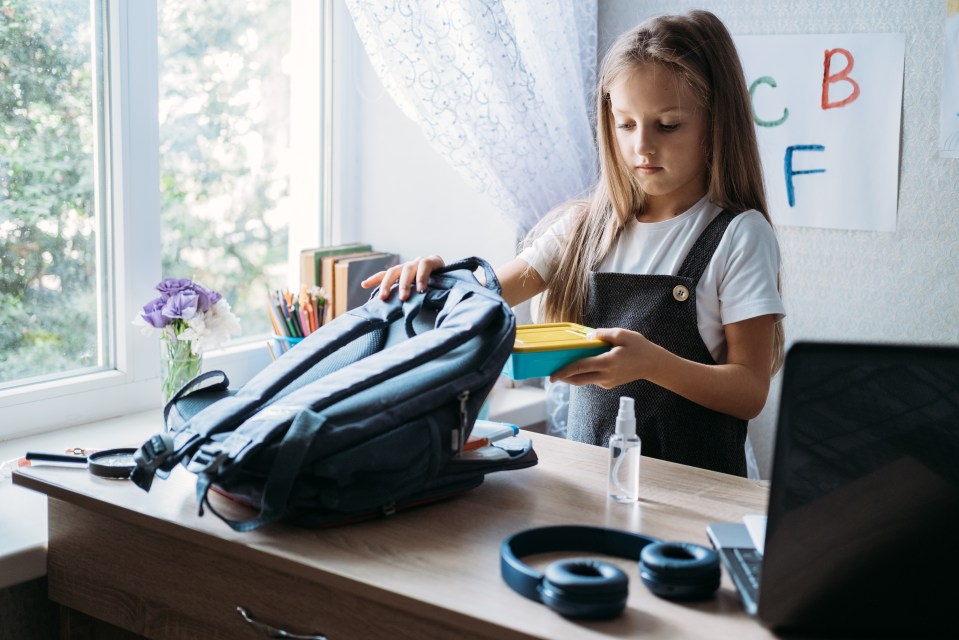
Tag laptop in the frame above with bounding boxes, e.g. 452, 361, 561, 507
707, 341, 959, 637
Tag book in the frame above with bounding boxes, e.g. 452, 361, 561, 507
299, 243, 372, 288
333, 252, 400, 317
320, 249, 377, 324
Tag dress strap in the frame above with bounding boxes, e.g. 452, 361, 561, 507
676, 209, 740, 283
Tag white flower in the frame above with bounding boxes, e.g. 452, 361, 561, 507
179, 298, 241, 353
132, 314, 157, 336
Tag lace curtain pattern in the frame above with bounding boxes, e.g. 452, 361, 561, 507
344, 0, 598, 235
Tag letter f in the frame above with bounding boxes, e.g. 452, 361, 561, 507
784, 145, 826, 207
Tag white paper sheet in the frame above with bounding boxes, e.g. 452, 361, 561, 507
735, 34, 906, 232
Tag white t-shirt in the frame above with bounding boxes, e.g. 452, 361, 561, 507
517, 196, 785, 364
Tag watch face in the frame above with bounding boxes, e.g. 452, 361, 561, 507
88, 448, 137, 479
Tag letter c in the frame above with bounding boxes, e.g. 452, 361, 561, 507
749, 76, 789, 127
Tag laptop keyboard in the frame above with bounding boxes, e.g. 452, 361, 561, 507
718, 547, 762, 615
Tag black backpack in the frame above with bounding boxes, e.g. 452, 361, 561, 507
131, 257, 537, 531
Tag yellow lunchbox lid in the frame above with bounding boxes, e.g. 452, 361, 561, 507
513, 323, 608, 353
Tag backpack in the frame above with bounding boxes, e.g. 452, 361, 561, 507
131, 257, 537, 531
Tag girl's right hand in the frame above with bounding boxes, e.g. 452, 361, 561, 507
360, 255, 445, 301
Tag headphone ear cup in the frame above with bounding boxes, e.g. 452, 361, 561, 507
639, 542, 721, 601
538, 558, 629, 620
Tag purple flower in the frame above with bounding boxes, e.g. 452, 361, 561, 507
136, 278, 238, 352
155, 278, 194, 301
162, 289, 199, 320
140, 297, 170, 328
191, 282, 222, 312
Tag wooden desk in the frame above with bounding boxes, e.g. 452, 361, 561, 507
14, 431, 774, 639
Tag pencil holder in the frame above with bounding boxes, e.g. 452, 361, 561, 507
272, 335, 304, 358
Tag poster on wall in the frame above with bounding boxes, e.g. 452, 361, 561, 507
942, 0, 959, 158
734, 34, 905, 232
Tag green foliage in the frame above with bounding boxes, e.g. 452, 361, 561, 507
0, 0, 96, 382
0, 0, 293, 384
158, 0, 291, 335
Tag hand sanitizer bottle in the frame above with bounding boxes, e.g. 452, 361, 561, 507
608, 396, 640, 503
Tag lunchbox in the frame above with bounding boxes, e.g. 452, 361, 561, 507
502, 323, 611, 380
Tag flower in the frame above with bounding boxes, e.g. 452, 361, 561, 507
134, 278, 241, 354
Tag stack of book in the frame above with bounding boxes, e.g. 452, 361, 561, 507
299, 243, 400, 322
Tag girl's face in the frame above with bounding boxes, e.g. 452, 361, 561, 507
609, 64, 709, 221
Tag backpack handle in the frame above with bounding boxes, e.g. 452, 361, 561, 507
435, 257, 501, 294
162, 370, 230, 425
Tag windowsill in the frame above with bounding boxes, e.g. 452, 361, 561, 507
0, 384, 547, 591
0, 409, 162, 590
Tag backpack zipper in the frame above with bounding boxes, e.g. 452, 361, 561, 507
453, 390, 469, 454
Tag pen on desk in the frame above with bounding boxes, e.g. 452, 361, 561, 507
3, 448, 99, 477
463, 437, 496, 452
25, 452, 89, 464
464, 422, 520, 451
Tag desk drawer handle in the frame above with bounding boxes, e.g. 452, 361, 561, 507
237, 605, 328, 639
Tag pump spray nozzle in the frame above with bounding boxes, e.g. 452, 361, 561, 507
615, 397, 635, 437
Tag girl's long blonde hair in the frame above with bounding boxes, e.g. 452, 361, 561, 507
529, 10, 784, 374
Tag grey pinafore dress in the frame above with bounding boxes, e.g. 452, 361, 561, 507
566, 210, 748, 477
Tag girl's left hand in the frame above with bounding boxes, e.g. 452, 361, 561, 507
549, 328, 661, 389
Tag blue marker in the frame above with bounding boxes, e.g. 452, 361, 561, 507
784, 144, 826, 207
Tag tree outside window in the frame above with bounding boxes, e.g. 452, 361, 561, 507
158, 0, 294, 339
0, 0, 97, 384
0, 0, 298, 388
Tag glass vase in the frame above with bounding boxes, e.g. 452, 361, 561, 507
160, 338, 202, 405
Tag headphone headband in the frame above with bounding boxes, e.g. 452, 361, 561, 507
500, 525, 658, 603
500, 525, 720, 619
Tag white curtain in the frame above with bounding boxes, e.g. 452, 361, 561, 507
343, 0, 598, 235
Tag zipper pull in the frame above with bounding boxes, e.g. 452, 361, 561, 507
453, 390, 470, 454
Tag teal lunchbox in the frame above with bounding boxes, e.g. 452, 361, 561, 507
502, 323, 611, 380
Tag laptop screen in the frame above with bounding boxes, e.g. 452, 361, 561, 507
759, 342, 959, 636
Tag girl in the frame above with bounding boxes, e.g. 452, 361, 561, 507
363, 10, 785, 477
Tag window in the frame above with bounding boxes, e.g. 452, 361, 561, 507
0, 0, 327, 438
0, 0, 101, 388
158, 0, 302, 338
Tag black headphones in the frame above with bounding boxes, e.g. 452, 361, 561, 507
500, 525, 720, 620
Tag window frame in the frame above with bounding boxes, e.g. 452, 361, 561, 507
0, 0, 328, 439
0, 0, 159, 439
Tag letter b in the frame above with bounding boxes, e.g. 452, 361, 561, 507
822, 48, 860, 110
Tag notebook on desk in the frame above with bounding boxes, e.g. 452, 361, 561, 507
707, 341, 959, 637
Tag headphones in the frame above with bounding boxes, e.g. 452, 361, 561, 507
500, 525, 720, 620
